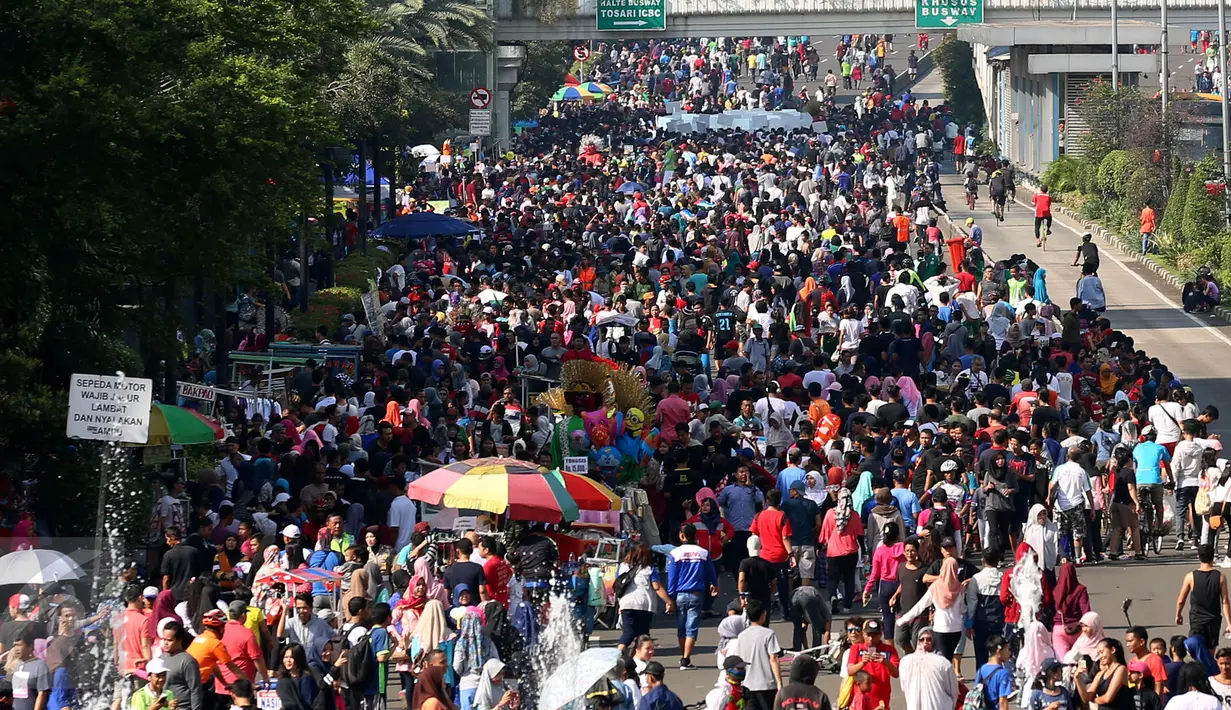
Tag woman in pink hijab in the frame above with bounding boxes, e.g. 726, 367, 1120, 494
896, 376, 923, 417
405, 399, 430, 428
294, 428, 323, 456
414, 556, 449, 605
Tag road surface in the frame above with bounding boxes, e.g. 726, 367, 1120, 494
586, 62, 1231, 708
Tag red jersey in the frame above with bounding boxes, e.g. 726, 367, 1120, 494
1032, 193, 1052, 218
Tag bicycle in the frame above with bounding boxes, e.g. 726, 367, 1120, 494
1139, 491, 1165, 555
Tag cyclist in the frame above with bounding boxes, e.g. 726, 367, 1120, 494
988, 166, 1008, 222
1000, 160, 1016, 208
1132, 426, 1174, 554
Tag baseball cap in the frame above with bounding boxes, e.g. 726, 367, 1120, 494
940, 536, 957, 548
1127, 660, 1151, 675
1041, 659, 1064, 675
789, 480, 807, 493
281, 524, 301, 539
228, 599, 249, 618
142, 586, 159, 599
146, 658, 169, 675
414, 521, 431, 535
723, 655, 748, 671
864, 619, 882, 633
12, 594, 30, 611
643, 661, 666, 680
965, 217, 975, 226
273, 492, 291, 506
317, 609, 338, 622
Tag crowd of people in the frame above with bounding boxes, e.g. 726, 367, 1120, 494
14, 32, 1231, 710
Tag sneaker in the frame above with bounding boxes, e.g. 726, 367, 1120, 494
1220, 556, 1231, 569
679, 659, 694, 671
1133, 554, 1148, 561
1177, 539, 1186, 551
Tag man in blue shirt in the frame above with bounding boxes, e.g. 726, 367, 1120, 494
639, 662, 684, 710
717, 466, 765, 573
776, 449, 808, 498
1132, 427, 1173, 533
890, 470, 922, 531
666, 524, 718, 670
976, 635, 1015, 710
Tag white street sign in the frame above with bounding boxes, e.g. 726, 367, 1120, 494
66, 373, 154, 444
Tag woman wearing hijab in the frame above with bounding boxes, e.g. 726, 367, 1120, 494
1064, 611, 1106, 664
414, 557, 449, 606
490, 357, 511, 381
454, 609, 497, 710
899, 556, 967, 660
685, 489, 734, 569
820, 488, 863, 614
1051, 562, 1091, 661
896, 376, 922, 417
472, 659, 513, 710
1033, 267, 1051, 304
415, 662, 458, 710
146, 589, 179, 642
305, 636, 339, 710
407, 599, 456, 700
1024, 504, 1060, 578
987, 302, 1013, 349
803, 472, 829, 507
692, 374, 710, 403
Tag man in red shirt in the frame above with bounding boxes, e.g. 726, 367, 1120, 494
846, 619, 900, 709
216, 601, 269, 698
479, 536, 514, 608
655, 381, 691, 444
1032, 184, 1053, 246
749, 489, 793, 620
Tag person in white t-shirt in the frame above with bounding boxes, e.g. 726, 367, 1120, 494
1049, 447, 1094, 560
387, 486, 418, 553
1149, 389, 1188, 446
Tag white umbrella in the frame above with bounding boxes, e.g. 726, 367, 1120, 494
411, 144, 441, 158
538, 647, 621, 710
0, 549, 86, 585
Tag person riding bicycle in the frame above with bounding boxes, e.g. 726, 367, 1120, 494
1132, 425, 1174, 554
988, 168, 1009, 222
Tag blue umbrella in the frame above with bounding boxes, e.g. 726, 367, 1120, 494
616, 182, 646, 193
371, 212, 476, 239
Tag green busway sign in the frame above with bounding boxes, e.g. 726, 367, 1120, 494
916, 0, 983, 28
596, 0, 667, 31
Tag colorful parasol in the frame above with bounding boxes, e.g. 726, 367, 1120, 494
254, 567, 344, 588
578, 82, 615, 95
551, 85, 600, 101
141, 403, 225, 447
406, 457, 620, 523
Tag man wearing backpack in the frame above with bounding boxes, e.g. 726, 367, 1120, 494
972, 635, 1014, 710
339, 596, 386, 710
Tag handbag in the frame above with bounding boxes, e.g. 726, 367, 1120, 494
837, 674, 855, 709
1196, 487, 1213, 516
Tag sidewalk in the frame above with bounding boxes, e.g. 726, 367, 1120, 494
936, 171, 1231, 438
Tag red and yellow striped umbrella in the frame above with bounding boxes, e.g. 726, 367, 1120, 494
406, 457, 620, 523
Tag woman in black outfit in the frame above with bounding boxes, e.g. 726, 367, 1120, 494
1076, 638, 1131, 710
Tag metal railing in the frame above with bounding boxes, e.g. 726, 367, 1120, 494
500, 0, 1219, 18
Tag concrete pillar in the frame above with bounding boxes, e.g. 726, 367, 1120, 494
495, 44, 527, 151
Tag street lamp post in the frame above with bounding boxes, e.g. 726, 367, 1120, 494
1161, 0, 1169, 118
1111, 0, 1120, 88
1222, 0, 1231, 225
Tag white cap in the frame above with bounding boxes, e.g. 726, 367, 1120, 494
282, 524, 301, 539
14, 594, 31, 610
273, 493, 291, 506
146, 658, 169, 675
317, 609, 338, 622
142, 586, 159, 599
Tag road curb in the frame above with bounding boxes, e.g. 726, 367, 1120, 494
1011, 173, 1231, 326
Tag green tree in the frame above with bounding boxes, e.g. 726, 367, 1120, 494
0, 0, 370, 531
932, 37, 985, 128
511, 41, 572, 120
1160, 167, 1190, 239
1182, 155, 1225, 247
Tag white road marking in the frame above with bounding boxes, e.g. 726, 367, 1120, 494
1012, 196, 1231, 348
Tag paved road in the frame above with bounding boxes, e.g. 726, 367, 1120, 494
586, 63, 1231, 708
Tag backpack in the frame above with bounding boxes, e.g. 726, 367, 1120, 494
925, 502, 955, 541
342, 628, 377, 687
964, 665, 1009, 710
612, 566, 635, 600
